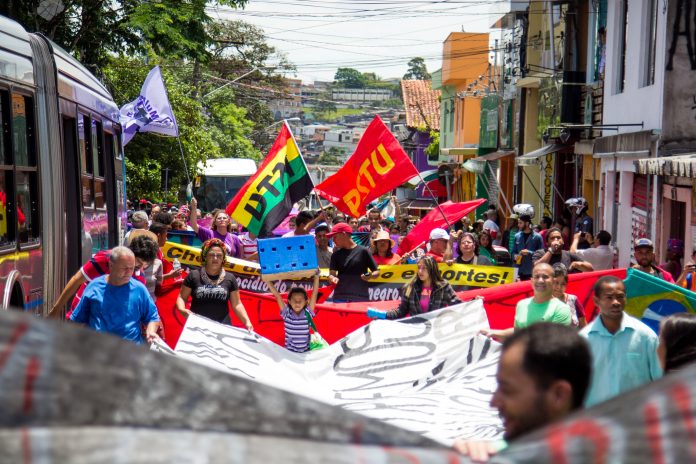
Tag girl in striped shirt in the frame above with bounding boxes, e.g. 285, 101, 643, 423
267, 271, 321, 353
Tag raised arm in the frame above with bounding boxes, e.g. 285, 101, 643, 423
308, 272, 321, 311
189, 197, 199, 233
266, 280, 286, 311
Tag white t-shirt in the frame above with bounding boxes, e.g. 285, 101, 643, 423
239, 233, 258, 259
483, 219, 501, 246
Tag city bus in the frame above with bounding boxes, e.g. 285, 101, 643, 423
194, 158, 257, 211
0, 16, 126, 314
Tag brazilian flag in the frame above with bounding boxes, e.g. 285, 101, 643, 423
624, 267, 696, 333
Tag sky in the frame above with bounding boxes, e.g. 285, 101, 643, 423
209, 0, 515, 84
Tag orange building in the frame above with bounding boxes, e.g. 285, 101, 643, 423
441, 32, 490, 151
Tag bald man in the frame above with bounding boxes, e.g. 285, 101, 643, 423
483, 263, 572, 341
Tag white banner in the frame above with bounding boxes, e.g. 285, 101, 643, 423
161, 299, 503, 445
119, 66, 179, 146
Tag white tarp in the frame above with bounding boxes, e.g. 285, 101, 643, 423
160, 300, 504, 445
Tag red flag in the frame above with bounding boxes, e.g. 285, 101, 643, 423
397, 200, 485, 255
315, 116, 419, 218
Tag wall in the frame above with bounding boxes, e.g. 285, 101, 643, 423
602, 0, 666, 137
441, 32, 490, 149
662, 0, 696, 151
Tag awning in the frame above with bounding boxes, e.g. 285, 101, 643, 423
462, 150, 515, 173
516, 144, 567, 166
398, 199, 438, 210
635, 154, 696, 178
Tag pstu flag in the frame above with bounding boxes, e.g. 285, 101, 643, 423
119, 66, 179, 146
226, 122, 313, 237
314, 116, 419, 218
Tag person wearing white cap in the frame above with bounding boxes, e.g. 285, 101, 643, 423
426, 228, 451, 263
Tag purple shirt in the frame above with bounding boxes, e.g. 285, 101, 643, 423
196, 226, 242, 258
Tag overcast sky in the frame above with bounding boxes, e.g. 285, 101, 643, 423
210, 0, 512, 83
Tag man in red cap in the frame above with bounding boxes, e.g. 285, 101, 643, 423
327, 223, 379, 302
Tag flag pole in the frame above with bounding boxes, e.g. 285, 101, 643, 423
417, 171, 452, 230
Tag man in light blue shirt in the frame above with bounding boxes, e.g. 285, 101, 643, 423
580, 275, 662, 406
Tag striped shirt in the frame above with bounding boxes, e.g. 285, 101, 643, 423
281, 306, 313, 353
239, 233, 258, 259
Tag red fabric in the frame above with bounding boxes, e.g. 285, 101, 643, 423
155, 282, 336, 349
397, 200, 485, 255
315, 116, 419, 218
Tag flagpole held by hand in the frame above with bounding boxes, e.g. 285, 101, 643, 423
417, 170, 452, 231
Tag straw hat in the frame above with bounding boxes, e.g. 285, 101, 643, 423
372, 230, 395, 248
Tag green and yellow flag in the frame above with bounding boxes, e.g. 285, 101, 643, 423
225, 122, 313, 237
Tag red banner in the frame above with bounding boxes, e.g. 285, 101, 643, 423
397, 200, 485, 255
315, 116, 419, 218
156, 268, 625, 349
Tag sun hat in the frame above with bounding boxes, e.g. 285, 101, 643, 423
372, 230, 395, 248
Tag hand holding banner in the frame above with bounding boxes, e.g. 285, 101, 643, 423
315, 116, 419, 218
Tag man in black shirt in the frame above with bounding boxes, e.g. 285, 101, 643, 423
532, 227, 593, 273
327, 223, 379, 302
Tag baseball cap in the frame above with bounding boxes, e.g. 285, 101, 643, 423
634, 238, 654, 249
508, 213, 519, 219
429, 228, 449, 241
326, 223, 353, 238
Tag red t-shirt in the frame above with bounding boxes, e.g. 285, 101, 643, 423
373, 253, 402, 265
67, 250, 146, 317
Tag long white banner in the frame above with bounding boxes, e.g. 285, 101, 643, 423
159, 299, 503, 445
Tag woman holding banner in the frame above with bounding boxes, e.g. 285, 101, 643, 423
371, 230, 402, 265
175, 238, 253, 330
452, 231, 492, 266
367, 256, 461, 320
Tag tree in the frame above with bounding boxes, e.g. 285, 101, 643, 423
403, 57, 431, 80
1, 0, 249, 71
334, 68, 366, 88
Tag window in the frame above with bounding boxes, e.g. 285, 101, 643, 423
641, 0, 658, 87
615, 0, 629, 93
79, 114, 94, 208
11, 94, 39, 247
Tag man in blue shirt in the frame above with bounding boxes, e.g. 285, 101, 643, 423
580, 275, 662, 406
511, 214, 544, 281
71, 246, 161, 345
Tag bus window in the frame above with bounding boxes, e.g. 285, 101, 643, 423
93, 120, 105, 209
16, 171, 39, 245
79, 114, 94, 209
0, 90, 9, 165
11, 94, 38, 247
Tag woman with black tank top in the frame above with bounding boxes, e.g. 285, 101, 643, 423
176, 238, 253, 330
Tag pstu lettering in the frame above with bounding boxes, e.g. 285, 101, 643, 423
342, 144, 395, 217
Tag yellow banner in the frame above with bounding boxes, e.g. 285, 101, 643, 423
371, 263, 515, 287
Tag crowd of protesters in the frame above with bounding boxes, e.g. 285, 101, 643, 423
51, 195, 696, 462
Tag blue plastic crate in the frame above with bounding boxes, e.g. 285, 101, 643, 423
257, 235, 318, 277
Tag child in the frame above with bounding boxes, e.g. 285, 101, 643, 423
267, 271, 321, 353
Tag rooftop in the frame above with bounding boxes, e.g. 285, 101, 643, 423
401, 80, 441, 130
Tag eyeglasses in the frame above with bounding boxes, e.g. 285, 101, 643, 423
461, 241, 475, 245
216, 216, 229, 221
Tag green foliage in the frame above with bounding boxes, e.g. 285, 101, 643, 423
403, 57, 431, 80
379, 98, 404, 109
318, 147, 343, 165
334, 68, 367, 88
1, 0, 248, 70
425, 130, 440, 162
